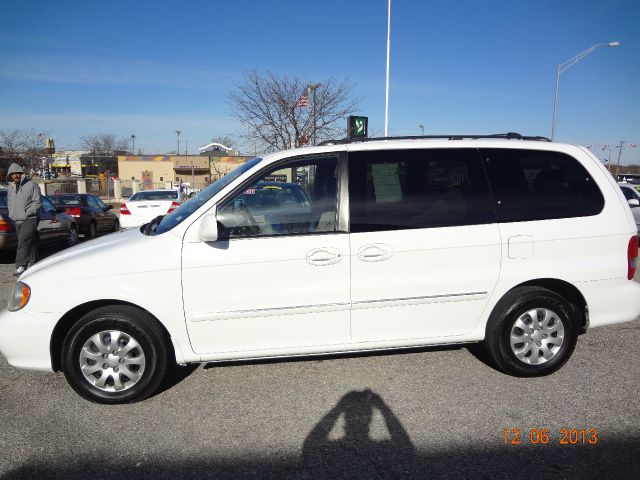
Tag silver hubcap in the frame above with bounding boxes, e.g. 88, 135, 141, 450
79, 330, 146, 392
69, 228, 78, 244
510, 308, 565, 365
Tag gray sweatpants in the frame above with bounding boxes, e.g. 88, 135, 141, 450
15, 217, 38, 269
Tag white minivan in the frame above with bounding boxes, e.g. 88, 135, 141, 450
1, 135, 639, 403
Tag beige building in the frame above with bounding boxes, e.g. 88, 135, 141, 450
117, 154, 252, 190
51, 151, 87, 176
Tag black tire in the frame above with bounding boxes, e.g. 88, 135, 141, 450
67, 224, 78, 247
61, 305, 169, 404
484, 286, 578, 377
87, 221, 97, 239
113, 219, 120, 232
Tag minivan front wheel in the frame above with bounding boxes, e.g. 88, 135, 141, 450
484, 287, 578, 376
61, 306, 169, 404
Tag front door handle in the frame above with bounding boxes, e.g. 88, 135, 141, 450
306, 247, 343, 266
357, 244, 393, 262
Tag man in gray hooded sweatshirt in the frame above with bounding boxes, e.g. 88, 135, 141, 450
7, 163, 41, 276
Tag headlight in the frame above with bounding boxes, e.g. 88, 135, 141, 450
8, 281, 31, 312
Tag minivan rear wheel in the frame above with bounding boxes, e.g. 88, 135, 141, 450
61, 306, 169, 404
484, 287, 578, 376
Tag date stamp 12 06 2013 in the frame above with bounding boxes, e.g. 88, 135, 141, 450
503, 428, 599, 446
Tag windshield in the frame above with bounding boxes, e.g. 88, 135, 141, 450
153, 157, 262, 235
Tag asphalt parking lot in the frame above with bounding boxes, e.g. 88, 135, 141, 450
0, 242, 639, 479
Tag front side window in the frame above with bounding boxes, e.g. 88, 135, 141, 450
482, 148, 604, 222
153, 157, 262, 235
217, 157, 339, 238
95, 197, 107, 209
620, 186, 639, 202
349, 149, 495, 233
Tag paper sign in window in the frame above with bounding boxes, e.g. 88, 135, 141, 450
371, 163, 402, 203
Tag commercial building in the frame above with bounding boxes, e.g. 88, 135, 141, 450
117, 154, 252, 190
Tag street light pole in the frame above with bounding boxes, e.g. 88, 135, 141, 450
175, 130, 181, 155
551, 41, 620, 141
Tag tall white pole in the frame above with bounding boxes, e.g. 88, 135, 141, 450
384, 0, 391, 137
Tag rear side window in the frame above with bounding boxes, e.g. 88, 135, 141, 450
349, 149, 495, 233
481, 149, 604, 222
130, 191, 178, 201
51, 195, 81, 206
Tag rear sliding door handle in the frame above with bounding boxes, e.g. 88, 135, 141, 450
357, 244, 393, 262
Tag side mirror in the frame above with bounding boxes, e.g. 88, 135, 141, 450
628, 198, 640, 207
106, 205, 114, 210
198, 211, 219, 242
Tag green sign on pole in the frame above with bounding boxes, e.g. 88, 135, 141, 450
348, 116, 368, 139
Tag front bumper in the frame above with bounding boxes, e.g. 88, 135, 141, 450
0, 308, 57, 371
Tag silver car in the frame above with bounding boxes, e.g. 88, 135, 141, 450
0, 190, 79, 252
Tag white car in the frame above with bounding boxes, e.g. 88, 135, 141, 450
1, 134, 639, 404
618, 182, 640, 235
119, 189, 182, 229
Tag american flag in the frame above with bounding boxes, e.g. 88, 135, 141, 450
294, 94, 309, 108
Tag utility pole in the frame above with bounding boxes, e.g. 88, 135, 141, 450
175, 130, 181, 155
615, 141, 626, 179
308, 82, 321, 145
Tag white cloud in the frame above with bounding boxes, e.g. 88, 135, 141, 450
0, 53, 235, 90
0, 111, 244, 153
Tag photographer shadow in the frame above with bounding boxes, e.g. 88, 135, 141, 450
300, 389, 418, 479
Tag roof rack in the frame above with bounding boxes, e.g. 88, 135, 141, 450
318, 132, 551, 146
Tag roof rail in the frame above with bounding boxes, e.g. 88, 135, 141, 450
318, 132, 551, 146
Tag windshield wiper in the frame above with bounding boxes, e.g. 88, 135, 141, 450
143, 215, 165, 235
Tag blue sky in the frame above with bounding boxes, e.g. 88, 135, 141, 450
1, 0, 639, 163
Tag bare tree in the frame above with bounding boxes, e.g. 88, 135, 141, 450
210, 135, 236, 149
0, 128, 49, 172
229, 71, 359, 152
79, 134, 129, 155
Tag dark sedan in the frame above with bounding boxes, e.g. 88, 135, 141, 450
0, 190, 78, 251
49, 194, 119, 239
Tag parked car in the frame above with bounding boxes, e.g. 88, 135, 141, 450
119, 189, 182, 229
619, 182, 640, 235
0, 191, 78, 252
1, 134, 639, 404
49, 194, 119, 239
